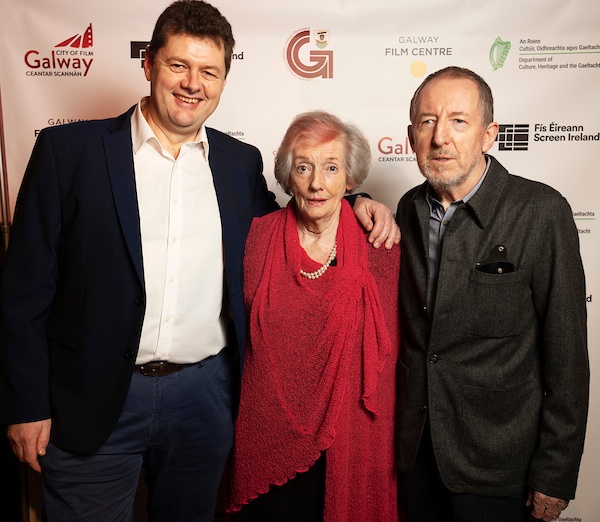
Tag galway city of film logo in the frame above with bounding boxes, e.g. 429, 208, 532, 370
24, 23, 94, 77
285, 28, 333, 79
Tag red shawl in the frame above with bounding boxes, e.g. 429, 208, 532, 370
229, 199, 400, 522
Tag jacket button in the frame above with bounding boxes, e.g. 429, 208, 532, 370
135, 296, 145, 306
124, 350, 135, 360
420, 405, 428, 412
428, 354, 438, 364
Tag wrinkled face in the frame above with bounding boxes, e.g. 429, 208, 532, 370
409, 77, 497, 198
144, 33, 226, 143
289, 137, 355, 227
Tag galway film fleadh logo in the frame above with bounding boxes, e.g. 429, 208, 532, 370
24, 23, 94, 77
284, 28, 333, 79
496, 124, 529, 151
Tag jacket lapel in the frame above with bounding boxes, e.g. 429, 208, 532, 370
104, 107, 144, 285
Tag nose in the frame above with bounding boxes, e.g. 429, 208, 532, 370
309, 171, 324, 191
432, 121, 449, 146
181, 69, 202, 92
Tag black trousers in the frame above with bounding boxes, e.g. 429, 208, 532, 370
398, 422, 530, 522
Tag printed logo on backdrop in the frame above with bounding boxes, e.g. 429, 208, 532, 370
496, 124, 529, 151
517, 37, 600, 71
490, 37, 511, 71
496, 122, 600, 151
24, 23, 94, 77
385, 35, 453, 78
376, 135, 415, 163
131, 42, 149, 67
284, 28, 333, 79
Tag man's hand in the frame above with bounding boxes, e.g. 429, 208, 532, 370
7, 419, 52, 474
353, 196, 400, 249
527, 489, 569, 521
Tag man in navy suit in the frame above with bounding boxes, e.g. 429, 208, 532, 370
0, 1, 398, 520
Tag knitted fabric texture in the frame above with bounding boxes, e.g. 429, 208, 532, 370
229, 199, 400, 522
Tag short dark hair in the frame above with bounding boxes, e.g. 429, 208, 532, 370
147, 0, 235, 76
409, 66, 494, 127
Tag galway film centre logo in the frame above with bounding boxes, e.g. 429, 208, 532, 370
284, 28, 333, 79
496, 124, 529, 151
24, 23, 94, 77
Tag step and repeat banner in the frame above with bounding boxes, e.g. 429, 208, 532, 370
0, 0, 598, 519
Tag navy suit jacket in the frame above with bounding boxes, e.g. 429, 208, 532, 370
0, 106, 278, 453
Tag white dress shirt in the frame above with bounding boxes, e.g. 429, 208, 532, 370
131, 98, 226, 364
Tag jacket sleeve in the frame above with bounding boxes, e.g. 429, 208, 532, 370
527, 194, 589, 500
0, 129, 61, 424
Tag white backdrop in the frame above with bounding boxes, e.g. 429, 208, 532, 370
0, 0, 598, 520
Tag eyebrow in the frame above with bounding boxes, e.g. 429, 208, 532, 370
418, 110, 469, 118
294, 155, 342, 162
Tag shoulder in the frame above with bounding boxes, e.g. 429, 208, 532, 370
247, 209, 285, 244
367, 236, 401, 283
206, 127, 261, 157
397, 182, 426, 211
488, 155, 567, 206
38, 107, 133, 142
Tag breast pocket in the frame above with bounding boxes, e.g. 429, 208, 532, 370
465, 269, 531, 338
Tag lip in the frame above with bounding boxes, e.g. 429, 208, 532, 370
173, 93, 202, 105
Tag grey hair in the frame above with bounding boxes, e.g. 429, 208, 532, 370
274, 110, 371, 195
409, 66, 494, 127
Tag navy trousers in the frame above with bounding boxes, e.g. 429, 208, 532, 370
40, 349, 234, 522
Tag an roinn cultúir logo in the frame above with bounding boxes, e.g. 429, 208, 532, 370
496, 124, 529, 151
490, 37, 511, 71
24, 23, 94, 77
284, 28, 333, 79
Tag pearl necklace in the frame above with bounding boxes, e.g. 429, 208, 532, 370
300, 242, 337, 280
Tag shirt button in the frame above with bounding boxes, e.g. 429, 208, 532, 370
428, 354, 438, 364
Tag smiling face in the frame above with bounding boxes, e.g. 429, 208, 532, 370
409, 76, 498, 204
290, 137, 355, 231
143, 33, 226, 147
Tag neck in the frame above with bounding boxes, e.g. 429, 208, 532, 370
434, 158, 487, 210
296, 212, 339, 264
142, 102, 198, 159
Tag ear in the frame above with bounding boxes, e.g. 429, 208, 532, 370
408, 124, 415, 149
143, 47, 153, 82
482, 121, 499, 153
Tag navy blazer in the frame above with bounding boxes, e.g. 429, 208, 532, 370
0, 106, 278, 453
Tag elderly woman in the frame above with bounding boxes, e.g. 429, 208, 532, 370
228, 111, 401, 522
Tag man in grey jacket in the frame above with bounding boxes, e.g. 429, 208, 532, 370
395, 66, 589, 522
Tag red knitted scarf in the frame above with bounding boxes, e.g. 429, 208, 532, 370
229, 200, 396, 521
